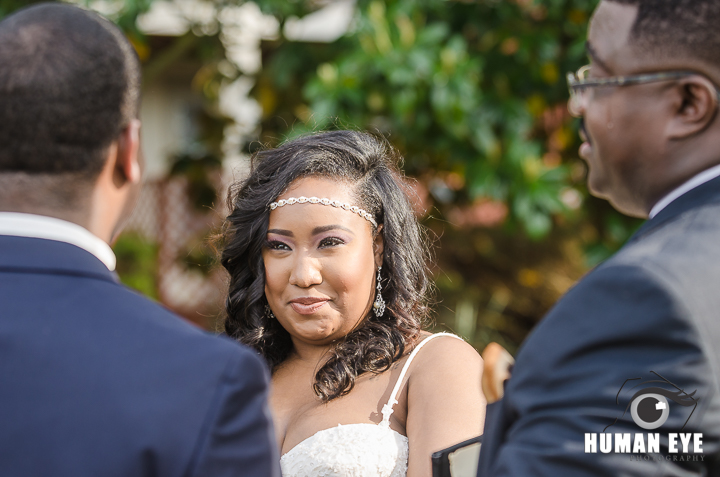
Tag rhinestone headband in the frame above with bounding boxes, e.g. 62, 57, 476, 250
269, 196, 377, 227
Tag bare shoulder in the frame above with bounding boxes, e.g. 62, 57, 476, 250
405, 333, 486, 445
409, 333, 483, 379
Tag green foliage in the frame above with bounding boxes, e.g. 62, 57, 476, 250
113, 234, 159, 299
180, 237, 218, 276
253, 0, 643, 348
257, 0, 603, 239
170, 151, 223, 210
0, 0, 44, 17
253, 0, 318, 22
0, 0, 645, 347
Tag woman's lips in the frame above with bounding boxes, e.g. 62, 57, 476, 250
289, 299, 329, 315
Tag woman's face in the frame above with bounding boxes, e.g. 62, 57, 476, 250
263, 176, 383, 347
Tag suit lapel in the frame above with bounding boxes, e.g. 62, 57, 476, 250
630, 175, 720, 244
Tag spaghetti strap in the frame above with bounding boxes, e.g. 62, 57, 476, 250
378, 332, 463, 428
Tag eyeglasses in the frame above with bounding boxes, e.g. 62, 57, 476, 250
566, 65, 698, 116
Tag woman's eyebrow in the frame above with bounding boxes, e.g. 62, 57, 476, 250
267, 229, 293, 237
312, 224, 354, 235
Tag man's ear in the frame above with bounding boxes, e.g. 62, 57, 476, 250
666, 76, 718, 140
373, 224, 384, 268
115, 119, 142, 185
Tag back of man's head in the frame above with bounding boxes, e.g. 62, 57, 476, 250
0, 3, 140, 209
608, 0, 720, 67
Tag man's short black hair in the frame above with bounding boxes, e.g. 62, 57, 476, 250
0, 3, 141, 178
608, 0, 720, 67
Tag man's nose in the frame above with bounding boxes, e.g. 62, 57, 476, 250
289, 254, 322, 288
568, 91, 587, 118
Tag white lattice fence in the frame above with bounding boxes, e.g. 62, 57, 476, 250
121, 178, 227, 328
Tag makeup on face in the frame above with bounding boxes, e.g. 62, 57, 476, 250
262, 177, 381, 346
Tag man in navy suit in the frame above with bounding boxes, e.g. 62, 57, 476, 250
0, 4, 279, 476
478, 0, 720, 475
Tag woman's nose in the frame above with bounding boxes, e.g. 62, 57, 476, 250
288, 255, 322, 288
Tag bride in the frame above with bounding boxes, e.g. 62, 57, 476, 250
221, 130, 485, 476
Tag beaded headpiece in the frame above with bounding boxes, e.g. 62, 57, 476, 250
269, 196, 377, 227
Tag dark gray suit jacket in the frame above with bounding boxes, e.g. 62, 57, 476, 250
478, 176, 720, 476
0, 235, 280, 477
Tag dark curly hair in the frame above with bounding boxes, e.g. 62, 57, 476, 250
221, 130, 431, 402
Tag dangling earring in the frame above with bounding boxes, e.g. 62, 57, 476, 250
373, 266, 386, 317
264, 305, 276, 320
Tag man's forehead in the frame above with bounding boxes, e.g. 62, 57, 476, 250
588, 1, 639, 71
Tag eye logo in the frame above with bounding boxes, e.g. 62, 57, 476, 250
605, 371, 698, 432
585, 371, 704, 457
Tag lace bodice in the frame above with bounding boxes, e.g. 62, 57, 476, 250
280, 423, 409, 477
279, 333, 462, 477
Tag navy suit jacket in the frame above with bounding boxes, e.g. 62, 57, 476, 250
478, 177, 720, 476
0, 235, 279, 477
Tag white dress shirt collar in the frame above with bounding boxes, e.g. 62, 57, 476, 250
0, 212, 116, 271
649, 164, 720, 219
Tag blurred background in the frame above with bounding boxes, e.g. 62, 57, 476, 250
0, 0, 641, 353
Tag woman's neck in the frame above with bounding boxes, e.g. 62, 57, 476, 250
288, 339, 335, 369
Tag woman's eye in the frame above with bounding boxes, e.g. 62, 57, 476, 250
319, 237, 345, 248
267, 240, 291, 251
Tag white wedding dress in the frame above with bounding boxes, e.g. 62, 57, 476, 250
280, 333, 462, 477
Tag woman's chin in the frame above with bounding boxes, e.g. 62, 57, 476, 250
289, 321, 341, 344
